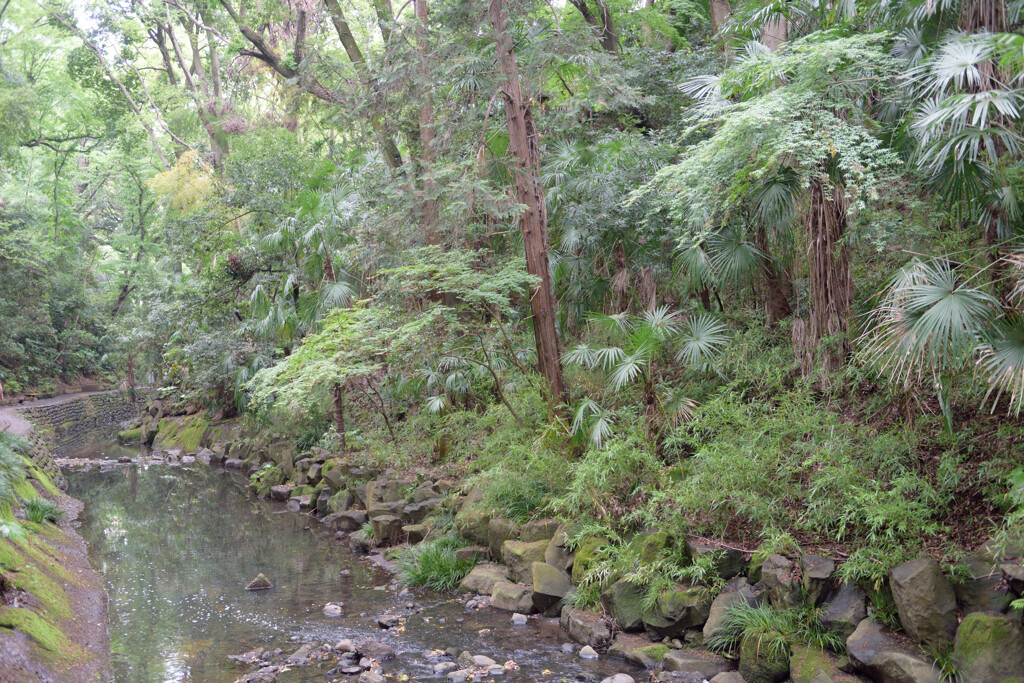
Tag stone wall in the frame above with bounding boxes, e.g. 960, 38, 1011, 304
14, 393, 145, 462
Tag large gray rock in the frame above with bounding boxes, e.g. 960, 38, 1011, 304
686, 539, 747, 579
761, 554, 800, 609
847, 619, 939, 683
889, 557, 957, 648
501, 539, 549, 583
545, 524, 574, 572
458, 563, 510, 595
800, 555, 835, 606
488, 517, 520, 559
370, 514, 403, 544
601, 578, 646, 631
641, 585, 713, 637
953, 612, 1024, 683
490, 581, 536, 613
662, 650, 736, 676
560, 607, 612, 648
703, 576, 760, 643
531, 562, 571, 613
953, 555, 1013, 615
520, 517, 560, 542
336, 510, 368, 531
819, 582, 867, 640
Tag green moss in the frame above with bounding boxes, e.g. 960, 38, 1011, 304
0, 606, 77, 658
24, 460, 61, 497
157, 416, 210, 452
118, 427, 142, 443
572, 535, 608, 583
640, 644, 670, 662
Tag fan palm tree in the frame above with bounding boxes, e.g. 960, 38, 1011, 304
563, 306, 730, 445
862, 256, 1024, 428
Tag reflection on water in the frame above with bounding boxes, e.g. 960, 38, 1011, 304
69, 446, 634, 683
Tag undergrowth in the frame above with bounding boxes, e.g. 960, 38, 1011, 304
706, 602, 845, 657
396, 535, 475, 591
23, 498, 64, 524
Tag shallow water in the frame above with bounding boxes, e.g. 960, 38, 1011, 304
67, 442, 637, 683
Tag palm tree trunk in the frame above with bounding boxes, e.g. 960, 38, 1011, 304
332, 382, 347, 451
806, 177, 851, 372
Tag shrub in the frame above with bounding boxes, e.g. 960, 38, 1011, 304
23, 498, 64, 524
396, 536, 475, 591
0, 433, 28, 507
550, 431, 662, 525
706, 602, 844, 657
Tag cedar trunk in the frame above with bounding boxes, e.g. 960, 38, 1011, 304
489, 0, 568, 408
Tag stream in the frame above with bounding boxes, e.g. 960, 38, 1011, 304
65, 436, 636, 683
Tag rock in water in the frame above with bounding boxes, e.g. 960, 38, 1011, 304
245, 573, 273, 590
323, 602, 343, 617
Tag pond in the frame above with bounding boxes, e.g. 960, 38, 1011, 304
66, 439, 635, 683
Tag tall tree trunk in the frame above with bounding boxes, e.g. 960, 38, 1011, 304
490, 0, 567, 408
323, 0, 404, 171
709, 0, 732, 35
332, 382, 347, 451
414, 0, 439, 244
754, 223, 792, 323
806, 177, 850, 372
761, 16, 788, 51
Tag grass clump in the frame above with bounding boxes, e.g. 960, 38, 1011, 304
706, 602, 845, 658
23, 498, 64, 524
0, 433, 29, 507
396, 536, 475, 591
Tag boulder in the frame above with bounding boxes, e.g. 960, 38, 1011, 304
520, 517, 560, 543
711, 674, 747, 683
599, 676, 635, 683
847, 619, 938, 683
490, 581, 536, 613
455, 545, 488, 563
488, 517, 520, 559
662, 649, 736, 676
800, 555, 835, 606
703, 577, 760, 644
269, 484, 293, 502
370, 515, 403, 544
761, 554, 800, 609
889, 557, 957, 649
531, 562, 571, 613
545, 525, 574, 572
789, 645, 835, 683
819, 582, 866, 641
402, 499, 440, 524
953, 612, 1024, 683
315, 488, 332, 515
336, 510, 368, 531
601, 578, 646, 631
687, 539, 747, 579
641, 585, 713, 637
501, 539, 549, 583
367, 500, 404, 519
453, 492, 491, 544
458, 563, 510, 595
738, 631, 789, 683
560, 607, 612, 648
403, 523, 430, 543
953, 555, 1013, 615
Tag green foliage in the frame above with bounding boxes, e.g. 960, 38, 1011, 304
396, 535, 476, 591
0, 433, 28, 507
706, 602, 845, 657
23, 498, 65, 524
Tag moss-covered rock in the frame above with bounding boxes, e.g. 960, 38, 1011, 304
641, 585, 713, 637
601, 578, 646, 631
953, 612, 1024, 683
789, 644, 834, 683
454, 492, 491, 544
501, 539, 548, 583
571, 535, 607, 583
117, 427, 142, 444
738, 631, 789, 683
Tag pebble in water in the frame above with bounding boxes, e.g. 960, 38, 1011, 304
580, 645, 599, 660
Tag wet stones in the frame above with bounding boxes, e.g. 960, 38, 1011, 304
490, 582, 535, 613
353, 638, 396, 662
560, 607, 612, 649
322, 602, 342, 617
531, 561, 571, 614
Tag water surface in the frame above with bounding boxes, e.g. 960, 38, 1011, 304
68, 442, 635, 683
